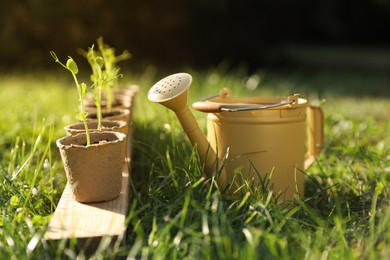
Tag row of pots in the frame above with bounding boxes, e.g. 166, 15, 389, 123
56, 85, 138, 203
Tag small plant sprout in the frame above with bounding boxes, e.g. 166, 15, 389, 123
97, 36, 131, 109
84, 42, 127, 128
85, 45, 105, 130
50, 51, 91, 146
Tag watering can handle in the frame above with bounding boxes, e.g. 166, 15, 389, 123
304, 105, 324, 170
193, 92, 298, 113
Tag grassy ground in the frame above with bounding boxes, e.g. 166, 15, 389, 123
0, 67, 389, 259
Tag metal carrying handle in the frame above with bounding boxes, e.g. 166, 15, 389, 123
220, 99, 295, 112
194, 89, 299, 113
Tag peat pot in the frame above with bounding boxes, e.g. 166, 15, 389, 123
56, 131, 126, 203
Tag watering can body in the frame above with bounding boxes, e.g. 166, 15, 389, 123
197, 95, 323, 200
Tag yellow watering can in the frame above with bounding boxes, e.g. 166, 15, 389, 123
148, 73, 323, 200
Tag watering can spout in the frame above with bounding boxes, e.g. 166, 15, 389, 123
147, 73, 219, 177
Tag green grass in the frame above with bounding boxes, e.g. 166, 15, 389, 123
0, 67, 389, 259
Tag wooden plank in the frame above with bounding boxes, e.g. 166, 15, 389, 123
44, 159, 131, 244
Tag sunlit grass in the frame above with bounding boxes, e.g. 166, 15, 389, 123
0, 67, 389, 258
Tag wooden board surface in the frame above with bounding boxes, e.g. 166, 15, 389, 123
44, 160, 131, 241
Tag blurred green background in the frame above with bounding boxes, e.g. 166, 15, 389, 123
1, 0, 390, 71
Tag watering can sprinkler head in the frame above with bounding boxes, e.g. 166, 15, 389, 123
147, 72, 192, 112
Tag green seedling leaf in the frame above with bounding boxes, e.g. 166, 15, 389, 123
90, 74, 99, 83
96, 56, 104, 68
66, 57, 79, 74
78, 111, 88, 121
116, 50, 132, 63
77, 113, 84, 121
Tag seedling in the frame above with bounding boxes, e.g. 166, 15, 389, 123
83, 41, 128, 128
84, 45, 105, 130
96, 36, 131, 109
50, 51, 91, 146
84, 45, 120, 128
